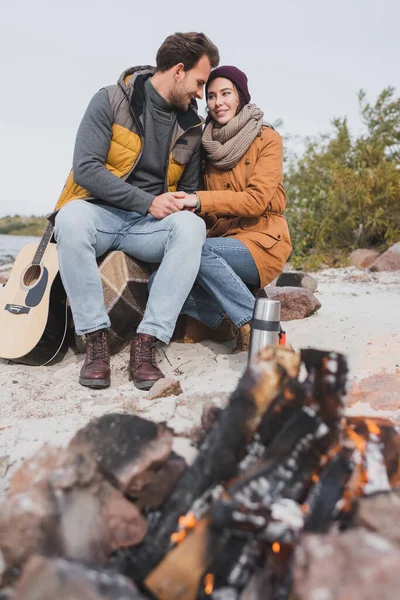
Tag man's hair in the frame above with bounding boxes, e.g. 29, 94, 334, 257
156, 32, 220, 72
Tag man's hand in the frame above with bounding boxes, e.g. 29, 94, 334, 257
148, 192, 186, 219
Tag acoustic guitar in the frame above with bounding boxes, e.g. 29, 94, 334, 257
0, 223, 69, 366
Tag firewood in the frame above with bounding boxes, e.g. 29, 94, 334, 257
114, 347, 299, 584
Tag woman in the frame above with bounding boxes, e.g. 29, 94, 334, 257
182, 66, 292, 352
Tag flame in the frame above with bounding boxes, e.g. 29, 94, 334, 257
204, 573, 214, 595
312, 473, 319, 483
170, 530, 187, 544
272, 542, 281, 553
365, 419, 381, 436
178, 512, 197, 530
170, 512, 198, 545
345, 426, 367, 454
338, 425, 370, 512
301, 503, 310, 515
283, 388, 296, 400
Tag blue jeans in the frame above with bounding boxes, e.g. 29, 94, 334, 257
54, 201, 206, 342
182, 237, 260, 329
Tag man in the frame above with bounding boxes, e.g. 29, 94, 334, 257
53, 32, 219, 390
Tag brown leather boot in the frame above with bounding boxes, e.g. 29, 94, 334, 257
232, 322, 251, 354
79, 329, 111, 388
129, 333, 165, 390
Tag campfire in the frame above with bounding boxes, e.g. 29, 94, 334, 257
1, 346, 399, 599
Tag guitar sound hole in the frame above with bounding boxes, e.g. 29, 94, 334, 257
23, 265, 42, 287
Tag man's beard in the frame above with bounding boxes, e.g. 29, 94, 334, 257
168, 84, 191, 112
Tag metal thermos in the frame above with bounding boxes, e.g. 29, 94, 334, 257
248, 298, 281, 361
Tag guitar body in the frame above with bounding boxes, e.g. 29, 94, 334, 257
0, 241, 69, 366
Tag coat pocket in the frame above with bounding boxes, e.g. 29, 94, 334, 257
172, 147, 192, 165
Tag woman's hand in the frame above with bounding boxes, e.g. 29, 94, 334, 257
182, 193, 199, 209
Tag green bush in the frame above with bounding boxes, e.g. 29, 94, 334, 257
285, 87, 400, 269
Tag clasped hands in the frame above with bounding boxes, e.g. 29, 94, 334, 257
148, 191, 198, 219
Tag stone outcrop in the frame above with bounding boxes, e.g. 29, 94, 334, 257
369, 242, 400, 272
349, 249, 381, 269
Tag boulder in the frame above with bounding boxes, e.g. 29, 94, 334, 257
266, 287, 321, 321
369, 242, 400, 272
293, 529, 400, 599
167, 392, 229, 440
349, 249, 380, 269
68, 413, 173, 498
275, 271, 318, 293
347, 373, 400, 411
14, 555, 143, 600
0, 483, 63, 586
135, 452, 187, 510
355, 493, 400, 546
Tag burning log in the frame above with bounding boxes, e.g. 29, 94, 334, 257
114, 347, 300, 586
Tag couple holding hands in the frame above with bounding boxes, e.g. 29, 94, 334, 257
53, 31, 292, 390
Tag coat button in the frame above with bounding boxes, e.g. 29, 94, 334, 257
278, 235, 281, 239
226, 183, 231, 189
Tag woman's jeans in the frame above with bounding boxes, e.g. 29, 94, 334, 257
182, 237, 260, 329
54, 201, 206, 343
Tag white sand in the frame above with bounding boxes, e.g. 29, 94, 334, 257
1, 266, 400, 499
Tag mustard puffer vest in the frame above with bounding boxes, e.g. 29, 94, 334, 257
55, 66, 203, 211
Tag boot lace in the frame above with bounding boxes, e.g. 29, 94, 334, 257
87, 332, 108, 362
137, 338, 157, 365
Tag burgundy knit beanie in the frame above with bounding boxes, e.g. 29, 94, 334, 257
205, 65, 251, 105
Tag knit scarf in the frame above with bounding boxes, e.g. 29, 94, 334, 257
202, 104, 264, 170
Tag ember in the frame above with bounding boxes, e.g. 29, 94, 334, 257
1, 346, 400, 600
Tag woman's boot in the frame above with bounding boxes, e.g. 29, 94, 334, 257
233, 322, 251, 354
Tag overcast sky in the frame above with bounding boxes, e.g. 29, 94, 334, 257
0, 0, 399, 217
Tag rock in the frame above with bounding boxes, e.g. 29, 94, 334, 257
266, 287, 321, 321
293, 529, 400, 599
349, 249, 381, 269
136, 452, 187, 510
14, 555, 143, 600
99, 481, 148, 551
166, 393, 229, 440
147, 377, 183, 401
0, 482, 62, 586
201, 394, 229, 433
275, 271, 318, 293
347, 373, 400, 411
355, 492, 400, 546
369, 242, 400, 272
58, 488, 110, 564
68, 413, 173, 498
10, 446, 70, 494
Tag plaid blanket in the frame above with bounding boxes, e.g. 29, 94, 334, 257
99, 251, 152, 354
74, 250, 234, 356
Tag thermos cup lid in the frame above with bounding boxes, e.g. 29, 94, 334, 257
253, 298, 281, 322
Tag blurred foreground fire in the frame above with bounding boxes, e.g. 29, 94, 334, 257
1, 347, 399, 600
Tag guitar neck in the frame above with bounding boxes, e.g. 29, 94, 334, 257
32, 223, 54, 266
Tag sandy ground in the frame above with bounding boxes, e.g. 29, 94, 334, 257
1, 266, 400, 500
